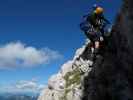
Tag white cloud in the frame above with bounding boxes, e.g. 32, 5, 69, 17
0, 79, 45, 94
15, 80, 45, 93
0, 42, 62, 69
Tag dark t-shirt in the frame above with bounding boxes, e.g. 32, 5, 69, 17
86, 12, 104, 27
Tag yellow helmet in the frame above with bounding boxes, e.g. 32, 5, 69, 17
95, 7, 104, 14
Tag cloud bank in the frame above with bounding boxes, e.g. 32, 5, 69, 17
0, 42, 62, 69
0, 79, 45, 94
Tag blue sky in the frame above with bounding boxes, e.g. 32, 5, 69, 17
0, 0, 122, 94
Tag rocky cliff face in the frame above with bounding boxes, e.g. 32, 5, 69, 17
38, 0, 133, 100
38, 40, 93, 100
82, 0, 133, 100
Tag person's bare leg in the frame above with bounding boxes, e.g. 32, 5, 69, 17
94, 41, 100, 54
94, 41, 104, 66
90, 41, 99, 61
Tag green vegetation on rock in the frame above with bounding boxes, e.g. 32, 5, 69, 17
61, 68, 81, 100
64, 68, 81, 87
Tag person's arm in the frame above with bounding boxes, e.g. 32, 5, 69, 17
83, 14, 89, 18
101, 14, 110, 24
82, 13, 91, 20
103, 17, 110, 24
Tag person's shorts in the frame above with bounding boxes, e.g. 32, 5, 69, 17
80, 22, 100, 42
85, 32, 99, 42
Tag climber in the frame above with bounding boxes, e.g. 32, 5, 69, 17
80, 5, 110, 61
